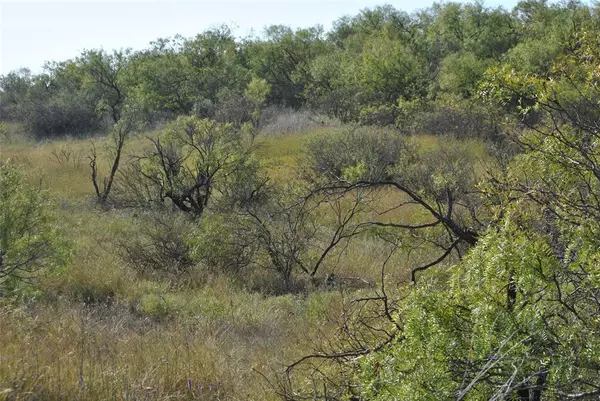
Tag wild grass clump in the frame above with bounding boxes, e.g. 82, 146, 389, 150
259, 107, 340, 136
0, 286, 346, 400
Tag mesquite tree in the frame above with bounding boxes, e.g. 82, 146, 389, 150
128, 116, 255, 216
89, 105, 142, 202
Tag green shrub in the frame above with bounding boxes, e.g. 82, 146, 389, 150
398, 97, 503, 140
190, 213, 255, 274
22, 91, 104, 139
0, 163, 68, 294
359, 104, 399, 127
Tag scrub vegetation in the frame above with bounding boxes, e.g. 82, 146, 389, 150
1, 1, 600, 400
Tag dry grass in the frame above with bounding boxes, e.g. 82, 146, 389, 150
0, 297, 340, 401
259, 107, 340, 137
0, 275, 347, 400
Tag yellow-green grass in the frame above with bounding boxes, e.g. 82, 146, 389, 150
0, 291, 343, 401
1, 130, 159, 200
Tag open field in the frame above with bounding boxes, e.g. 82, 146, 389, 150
0, 123, 491, 400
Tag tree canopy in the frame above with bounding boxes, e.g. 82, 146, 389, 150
4, 1, 600, 138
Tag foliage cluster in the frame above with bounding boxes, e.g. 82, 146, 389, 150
4, 1, 600, 139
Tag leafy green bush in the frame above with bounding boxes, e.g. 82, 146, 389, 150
190, 213, 255, 274
359, 104, 399, 127
0, 163, 68, 293
21, 90, 104, 139
398, 97, 503, 140
356, 29, 600, 401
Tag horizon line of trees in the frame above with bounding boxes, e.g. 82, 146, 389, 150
2, 0, 599, 139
